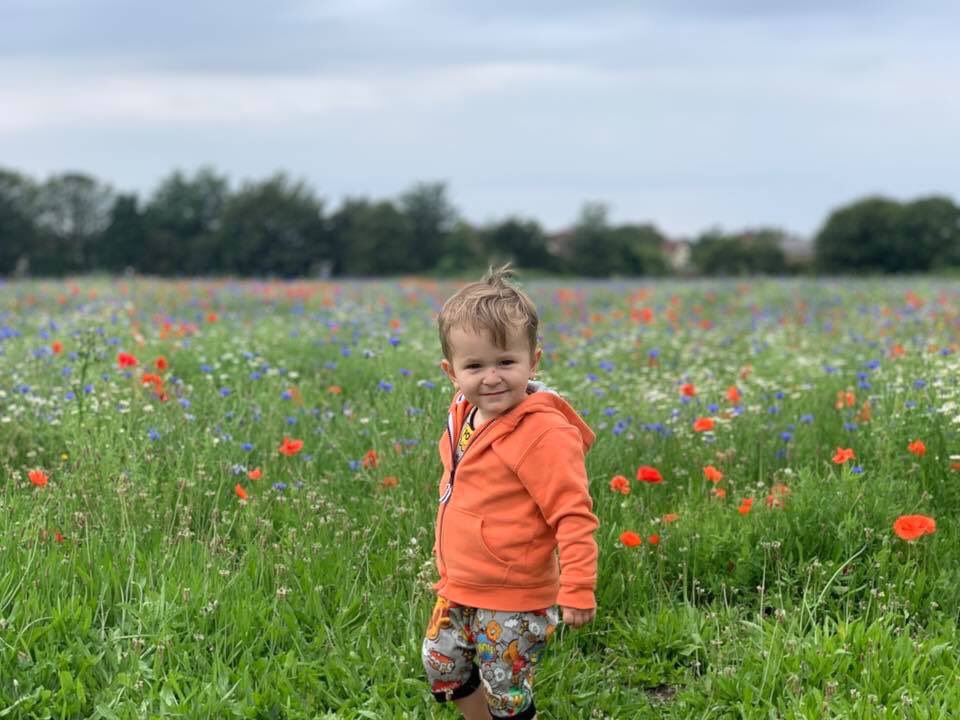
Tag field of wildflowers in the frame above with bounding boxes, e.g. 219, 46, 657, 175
2, 277, 960, 719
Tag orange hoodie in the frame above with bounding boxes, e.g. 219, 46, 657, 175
433, 385, 599, 611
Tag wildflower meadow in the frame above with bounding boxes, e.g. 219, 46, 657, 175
2, 277, 960, 719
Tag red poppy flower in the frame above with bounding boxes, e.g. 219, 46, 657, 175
619, 531, 643, 547
647, 533, 660, 546
117, 352, 138, 368
712, 487, 727, 499
28, 469, 49, 487
738, 498, 753, 515
693, 417, 715, 433
636, 466, 663, 484
661, 513, 680, 524
141, 373, 163, 388
247, 467, 262, 480
54, 531, 65, 543
907, 440, 926, 457
235, 484, 248, 500
892, 514, 936, 541
832, 447, 855, 464
362, 449, 380, 469
703, 465, 723, 483
609, 475, 630, 494
680, 383, 697, 397
726, 385, 741, 404
207, 312, 218, 323
155, 356, 169, 371
278, 437, 304, 456
327, 385, 343, 394
381, 475, 399, 488
51, 341, 63, 354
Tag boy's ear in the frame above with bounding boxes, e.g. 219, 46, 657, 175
440, 359, 459, 388
530, 348, 543, 378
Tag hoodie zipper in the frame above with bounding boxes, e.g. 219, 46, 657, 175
436, 408, 496, 579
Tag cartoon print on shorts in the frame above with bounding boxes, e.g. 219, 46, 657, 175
426, 649, 456, 675
431, 678, 463, 696
425, 596, 453, 641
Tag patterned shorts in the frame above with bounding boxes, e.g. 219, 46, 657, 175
422, 596, 559, 719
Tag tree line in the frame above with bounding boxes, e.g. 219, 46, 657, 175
2, 166, 959, 277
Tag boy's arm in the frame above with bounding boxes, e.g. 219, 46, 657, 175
515, 427, 599, 610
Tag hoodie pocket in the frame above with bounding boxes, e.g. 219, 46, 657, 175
441, 507, 511, 587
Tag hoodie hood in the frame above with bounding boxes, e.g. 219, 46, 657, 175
444, 381, 595, 461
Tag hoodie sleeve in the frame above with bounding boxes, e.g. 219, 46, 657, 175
515, 426, 599, 610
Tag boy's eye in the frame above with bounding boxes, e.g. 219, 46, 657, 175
499, 360, 514, 366
465, 364, 480, 370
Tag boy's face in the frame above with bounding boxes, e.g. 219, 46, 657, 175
441, 325, 541, 421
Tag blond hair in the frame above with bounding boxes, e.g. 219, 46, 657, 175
438, 265, 539, 361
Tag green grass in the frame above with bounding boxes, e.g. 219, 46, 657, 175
1, 276, 959, 718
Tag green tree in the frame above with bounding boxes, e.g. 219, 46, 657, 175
398, 182, 458, 274
814, 197, 905, 273
328, 198, 412, 276
900, 196, 960, 270
34, 172, 113, 275
143, 168, 230, 275
692, 228, 788, 275
217, 174, 328, 277
93, 194, 147, 272
475, 218, 551, 270
0, 168, 39, 276
568, 203, 669, 276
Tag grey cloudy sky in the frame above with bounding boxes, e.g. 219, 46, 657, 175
2, 0, 958, 237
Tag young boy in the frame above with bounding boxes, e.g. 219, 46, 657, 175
422, 266, 599, 720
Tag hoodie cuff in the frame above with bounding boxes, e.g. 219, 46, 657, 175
557, 586, 596, 610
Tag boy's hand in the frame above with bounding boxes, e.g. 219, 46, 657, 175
561, 606, 595, 628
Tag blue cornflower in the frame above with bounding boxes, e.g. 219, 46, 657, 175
84, 383, 94, 394
586, 373, 598, 383
220, 387, 232, 397
378, 380, 394, 392
905, 400, 917, 410
598, 360, 614, 372
65, 391, 75, 401
612, 420, 628, 436
707, 403, 719, 413
341, 346, 352, 357
823, 365, 837, 374
148, 428, 161, 441
61, 366, 72, 377
844, 422, 858, 432
250, 371, 262, 380
913, 379, 927, 389
399, 368, 412, 376
865, 359, 881, 370
851, 466, 864, 474
603, 407, 618, 416
389, 337, 401, 347
179, 398, 191, 408
281, 390, 293, 400
200, 364, 212, 374
324, 361, 338, 370
419, 380, 436, 390
800, 414, 814, 424
780, 431, 793, 443
348, 460, 361, 471
241, 442, 254, 452
768, 405, 780, 415
286, 416, 297, 425
273, 482, 288, 491
775, 391, 785, 399
648, 349, 660, 359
